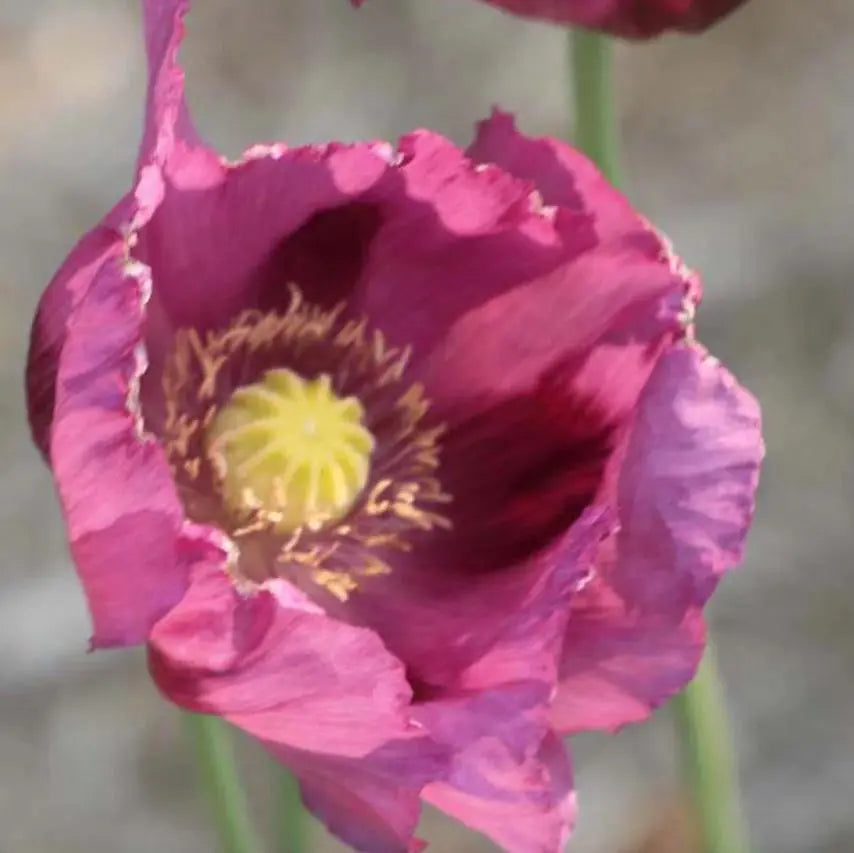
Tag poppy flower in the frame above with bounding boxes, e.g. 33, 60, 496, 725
26, 1, 762, 851
352, 0, 747, 38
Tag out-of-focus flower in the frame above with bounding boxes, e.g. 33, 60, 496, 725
26, 1, 762, 851
352, 0, 747, 38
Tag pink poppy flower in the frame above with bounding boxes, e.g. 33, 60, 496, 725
26, 1, 762, 851
352, 0, 747, 38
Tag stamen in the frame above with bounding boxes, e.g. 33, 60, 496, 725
161, 285, 452, 599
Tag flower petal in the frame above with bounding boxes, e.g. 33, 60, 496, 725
468, 110, 662, 255
552, 345, 763, 733
552, 579, 706, 732
418, 114, 693, 419
615, 344, 763, 610
26, 219, 126, 459
27, 0, 195, 459
50, 254, 188, 648
478, 0, 747, 38
344, 507, 612, 696
149, 544, 419, 758
264, 650, 569, 853
360, 130, 593, 363
139, 0, 199, 169
396, 238, 688, 594
267, 738, 448, 853
423, 730, 575, 853
347, 125, 690, 587
316, 511, 604, 849
383, 123, 691, 454
137, 144, 390, 340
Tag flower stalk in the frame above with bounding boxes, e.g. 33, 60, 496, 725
674, 643, 751, 853
569, 27, 751, 853
570, 28, 619, 184
185, 713, 262, 853
278, 770, 306, 853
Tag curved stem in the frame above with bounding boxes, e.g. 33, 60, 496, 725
673, 642, 751, 853
569, 28, 750, 853
570, 28, 619, 184
186, 713, 263, 853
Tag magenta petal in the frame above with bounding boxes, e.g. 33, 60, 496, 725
424, 730, 574, 853
50, 255, 188, 648
26, 0, 191, 647
149, 553, 418, 758
26, 220, 127, 459
414, 684, 571, 850
138, 0, 199, 169
27, 0, 194, 460
350, 0, 745, 37
359, 130, 592, 363
479, 0, 747, 37
552, 345, 763, 733
468, 110, 661, 256
452, 508, 615, 692
345, 507, 611, 694
137, 144, 390, 336
613, 345, 763, 611
408, 119, 692, 418
553, 581, 706, 732
378, 129, 690, 578
413, 242, 690, 498
267, 738, 449, 853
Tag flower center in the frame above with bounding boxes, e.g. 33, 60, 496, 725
161, 286, 452, 599
206, 369, 375, 533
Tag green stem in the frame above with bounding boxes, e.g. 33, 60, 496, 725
186, 713, 263, 853
673, 643, 751, 853
570, 28, 619, 184
277, 769, 305, 853
569, 28, 750, 853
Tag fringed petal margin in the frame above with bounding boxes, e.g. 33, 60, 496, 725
50, 253, 188, 648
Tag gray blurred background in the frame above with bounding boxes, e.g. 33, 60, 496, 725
1, 1, 852, 851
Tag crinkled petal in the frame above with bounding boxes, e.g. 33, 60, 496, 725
344, 507, 612, 694
468, 110, 662, 256
412, 114, 694, 417
360, 130, 593, 364
266, 738, 449, 853
26, 220, 126, 459
50, 254, 188, 648
149, 543, 418, 758
373, 125, 692, 431
452, 508, 615, 692
153, 541, 449, 852
26, 0, 195, 458
613, 344, 763, 610
404, 241, 689, 587
139, 0, 199, 170
552, 577, 706, 732
552, 345, 763, 733
321, 513, 607, 851
342, 127, 690, 661
423, 730, 574, 853
265, 676, 557, 853
402, 519, 603, 849
137, 144, 390, 337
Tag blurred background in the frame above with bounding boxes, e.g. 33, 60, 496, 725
1, 0, 853, 850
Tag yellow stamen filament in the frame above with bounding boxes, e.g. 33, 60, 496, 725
207, 369, 375, 533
